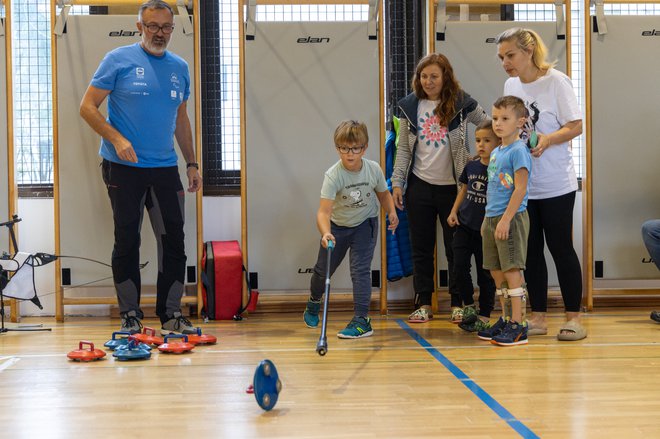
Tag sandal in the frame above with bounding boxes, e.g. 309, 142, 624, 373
408, 307, 433, 323
527, 321, 548, 336
557, 319, 587, 341
450, 307, 463, 324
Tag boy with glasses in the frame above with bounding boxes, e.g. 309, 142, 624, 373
303, 120, 399, 338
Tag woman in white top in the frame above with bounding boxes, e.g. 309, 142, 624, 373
496, 28, 586, 341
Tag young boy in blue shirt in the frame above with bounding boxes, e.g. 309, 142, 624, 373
303, 120, 399, 338
448, 119, 500, 333
478, 96, 532, 346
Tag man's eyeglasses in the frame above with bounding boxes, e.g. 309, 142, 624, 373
336, 145, 365, 154
142, 22, 175, 34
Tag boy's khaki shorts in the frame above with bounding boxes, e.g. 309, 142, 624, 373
482, 210, 529, 272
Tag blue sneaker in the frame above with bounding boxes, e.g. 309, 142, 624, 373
477, 316, 507, 341
337, 316, 373, 339
303, 298, 321, 328
491, 321, 528, 346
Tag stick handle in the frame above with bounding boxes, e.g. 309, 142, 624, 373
316, 242, 333, 356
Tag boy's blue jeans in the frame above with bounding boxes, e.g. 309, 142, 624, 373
642, 219, 660, 271
309, 217, 378, 317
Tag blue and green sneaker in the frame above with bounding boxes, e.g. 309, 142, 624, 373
477, 316, 507, 341
337, 316, 373, 339
303, 298, 321, 328
458, 318, 490, 333
461, 305, 479, 324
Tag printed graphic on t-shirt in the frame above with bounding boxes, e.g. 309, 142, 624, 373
521, 100, 540, 143
487, 152, 513, 191
341, 183, 372, 208
466, 174, 488, 205
498, 172, 514, 189
418, 111, 448, 148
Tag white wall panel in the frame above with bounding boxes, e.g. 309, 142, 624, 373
245, 22, 380, 292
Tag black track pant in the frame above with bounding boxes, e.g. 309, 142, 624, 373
102, 159, 186, 323
405, 174, 460, 308
453, 224, 495, 317
524, 191, 582, 313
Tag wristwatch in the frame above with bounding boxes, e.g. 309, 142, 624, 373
186, 162, 199, 170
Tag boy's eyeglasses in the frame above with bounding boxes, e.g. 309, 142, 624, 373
142, 22, 175, 34
336, 145, 365, 154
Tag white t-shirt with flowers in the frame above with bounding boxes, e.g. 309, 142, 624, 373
412, 99, 455, 185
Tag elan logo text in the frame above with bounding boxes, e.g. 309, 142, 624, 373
297, 36, 330, 43
109, 30, 140, 37
298, 268, 314, 274
485, 37, 497, 43
641, 29, 660, 36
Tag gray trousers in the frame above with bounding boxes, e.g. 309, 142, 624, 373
309, 217, 378, 317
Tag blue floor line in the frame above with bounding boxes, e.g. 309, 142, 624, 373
397, 319, 539, 439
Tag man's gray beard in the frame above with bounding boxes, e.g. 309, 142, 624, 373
143, 38, 169, 55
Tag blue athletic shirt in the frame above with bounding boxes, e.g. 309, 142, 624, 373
485, 139, 532, 217
91, 43, 190, 168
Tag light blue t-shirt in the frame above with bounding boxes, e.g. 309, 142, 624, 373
321, 158, 388, 227
91, 43, 191, 168
485, 139, 532, 217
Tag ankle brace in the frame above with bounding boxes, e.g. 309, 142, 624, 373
505, 287, 527, 322
496, 288, 512, 319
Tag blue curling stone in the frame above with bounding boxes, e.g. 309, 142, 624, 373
112, 339, 151, 361
253, 359, 282, 411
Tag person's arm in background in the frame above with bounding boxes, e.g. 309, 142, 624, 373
531, 120, 582, 158
391, 117, 413, 210
174, 101, 202, 192
377, 190, 399, 234
448, 184, 468, 227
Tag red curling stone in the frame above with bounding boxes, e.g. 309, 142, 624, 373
67, 341, 107, 362
157, 334, 195, 354
132, 327, 164, 346
186, 328, 217, 345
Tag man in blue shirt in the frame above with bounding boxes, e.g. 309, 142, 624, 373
80, 0, 201, 335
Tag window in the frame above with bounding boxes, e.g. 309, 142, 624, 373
12, 1, 54, 189
12, 1, 88, 196
201, 0, 241, 195
203, 2, 367, 195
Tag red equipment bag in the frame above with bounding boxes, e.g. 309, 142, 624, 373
202, 241, 244, 320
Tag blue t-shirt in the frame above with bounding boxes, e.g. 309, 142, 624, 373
91, 43, 191, 168
458, 159, 488, 231
485, 140, 532, 217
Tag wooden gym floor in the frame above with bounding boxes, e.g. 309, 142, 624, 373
1, 308, 660, 438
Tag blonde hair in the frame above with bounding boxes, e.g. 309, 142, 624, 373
495, 27, 556, 70
334, 120, 369, 147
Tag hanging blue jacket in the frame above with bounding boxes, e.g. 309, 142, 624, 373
385, 117, 413, 281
